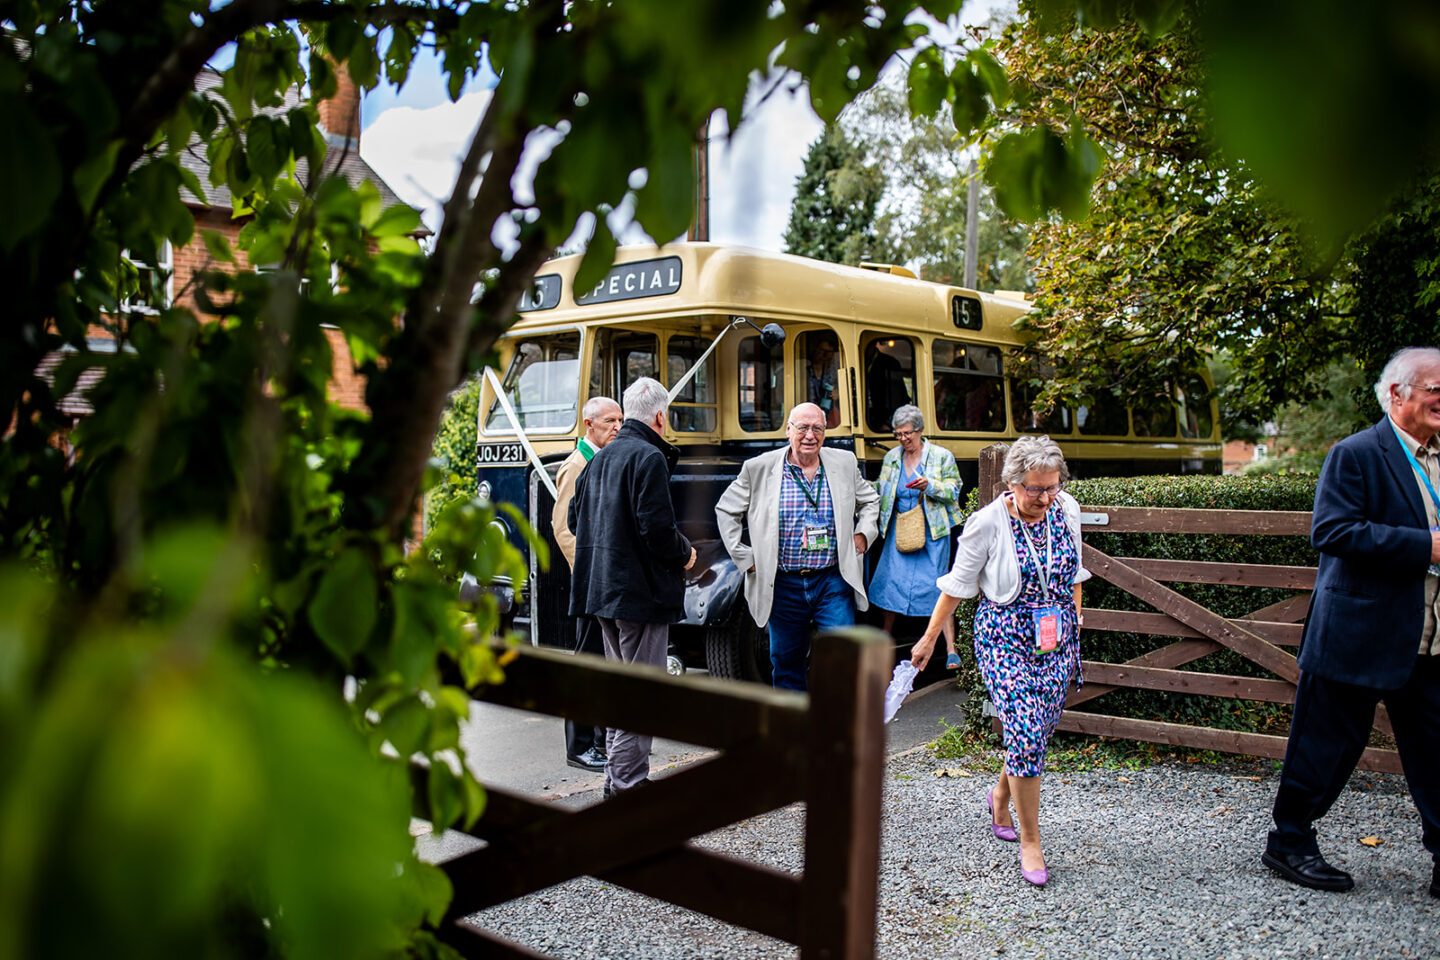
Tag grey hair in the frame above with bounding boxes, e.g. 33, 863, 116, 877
1001, 435, 1070, 486
891, 404, 925, 432
622, 376, 669, 424
1374, 347, 1440, 413
582, 395, 620, 421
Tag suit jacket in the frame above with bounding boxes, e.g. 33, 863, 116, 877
715, 446, 881, 627
568, 420, 692, 623
1301, 418, 1433, 688
552, 447, 587, 571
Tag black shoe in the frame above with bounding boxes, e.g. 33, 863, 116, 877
565, 747, 606, 772
1261, 849, 1354, 892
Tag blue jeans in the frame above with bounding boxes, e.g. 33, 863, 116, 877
768, 568, 855, 691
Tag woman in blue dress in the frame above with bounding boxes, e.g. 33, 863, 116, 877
869, 405, 964, 665
909, 435, 1089, 888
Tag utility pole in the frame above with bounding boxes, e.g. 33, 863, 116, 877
688, 114, 710, 241
963, 157, 979, 290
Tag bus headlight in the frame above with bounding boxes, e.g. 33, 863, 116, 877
477, 481, 492, 502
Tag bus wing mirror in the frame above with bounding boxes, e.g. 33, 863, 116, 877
758, 322, 785, 350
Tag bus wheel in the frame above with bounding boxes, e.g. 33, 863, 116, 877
704, 617, 771, 684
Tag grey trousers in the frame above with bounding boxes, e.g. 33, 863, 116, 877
597, 617, 668, 793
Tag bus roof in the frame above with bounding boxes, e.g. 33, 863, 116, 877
507, 243, 1030, 339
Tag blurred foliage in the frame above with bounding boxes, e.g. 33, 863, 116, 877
782, 125, 888, 265
1199, 0, 1440, 244
947, 474, 1317, 753
838, 76, 1033, 290
426, 376, 483, 533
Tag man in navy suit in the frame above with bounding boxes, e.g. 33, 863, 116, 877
1264, 347, 1440, 897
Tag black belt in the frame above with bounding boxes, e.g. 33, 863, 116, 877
779, 564, 837, 577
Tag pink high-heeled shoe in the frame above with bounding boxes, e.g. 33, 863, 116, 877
986, 788, 1018, 842
1021, 865, 1049, 887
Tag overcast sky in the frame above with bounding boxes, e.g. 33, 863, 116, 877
358, 0, 1011, 253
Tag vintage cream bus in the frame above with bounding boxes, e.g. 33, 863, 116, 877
475, 243, 1219, 682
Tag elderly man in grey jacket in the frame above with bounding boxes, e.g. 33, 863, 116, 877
715, 402, 880, 691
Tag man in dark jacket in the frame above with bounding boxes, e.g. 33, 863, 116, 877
1263, 347, 1440, 898
569, 376, 696, 798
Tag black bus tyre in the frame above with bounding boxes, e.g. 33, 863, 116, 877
704, 617, 771, 684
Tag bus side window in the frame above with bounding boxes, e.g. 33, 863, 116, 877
738, 335, 783, 431
933, 340, 1006, 432
1076, 392, 1129, 435
1178, 375, 1215, 439
799, 330, 842, 428
1012, 374, 1072, 434
863, 336, 914, 432
614, 333, 658, 393
1132, 392, 1178, 438
666, 335, 717, 432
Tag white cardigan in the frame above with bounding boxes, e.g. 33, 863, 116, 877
936, 491, 1091, 604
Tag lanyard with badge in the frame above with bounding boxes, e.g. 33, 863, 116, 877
1390, 420, 1440, 577
788, 462, 833, 553
1020, 506, 1063, 654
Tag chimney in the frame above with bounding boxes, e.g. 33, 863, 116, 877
317, 61, 361, 151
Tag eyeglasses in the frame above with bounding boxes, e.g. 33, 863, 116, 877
789, 423, 825, 435
893, 429, 919, 440
1018, 483, 1062, 498
1406, 383, 1440, 398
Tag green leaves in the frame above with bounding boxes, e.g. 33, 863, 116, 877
0, 93, 61, 251
308, 547, 379, 664
633, 122, 696, 245
907, 47, 948, 118
985, 123, 1104, 220
1201, 0, 1440, 242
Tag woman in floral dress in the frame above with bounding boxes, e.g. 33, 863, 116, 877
909, 436, 1089, 887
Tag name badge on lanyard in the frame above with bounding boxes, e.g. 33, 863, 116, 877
1024, 511, 1061, 654
790, 463, 832, 552
1390, 421, 1440, 577
1033, 606, 1062, 654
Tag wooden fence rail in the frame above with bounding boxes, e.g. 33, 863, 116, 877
1064, 505, 1401, 773
976, 443, 1399, 773
412, 628, 891, 960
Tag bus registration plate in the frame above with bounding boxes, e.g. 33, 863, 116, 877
476, 442, 525, 465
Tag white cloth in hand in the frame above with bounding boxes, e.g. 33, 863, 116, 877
883, 661, 920, 724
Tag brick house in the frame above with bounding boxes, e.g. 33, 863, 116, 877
46, 66, 422, 419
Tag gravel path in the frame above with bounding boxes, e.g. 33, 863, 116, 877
461, 748, 1437, 959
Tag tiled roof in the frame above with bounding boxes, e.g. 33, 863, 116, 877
34, 339, 118, 418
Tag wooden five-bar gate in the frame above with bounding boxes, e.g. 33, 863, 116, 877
413, 628, 891, 959
978, 445, 1402, 773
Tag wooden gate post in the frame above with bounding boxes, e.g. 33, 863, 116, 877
978, 442, 1010, 504
800, 627, 891, 960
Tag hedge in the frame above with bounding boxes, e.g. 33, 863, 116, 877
425, 375, 482, 533
950, 473, 1318, 746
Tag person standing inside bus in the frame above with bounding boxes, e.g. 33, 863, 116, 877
909, 436, 1088, 888
715, 402, 880, 691
869, 405, 964, 666
552, 395, 623, 773
569, 377, 697, 798
807, 335, 842, 430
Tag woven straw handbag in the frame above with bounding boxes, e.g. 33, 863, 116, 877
894, 503, 927, 553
